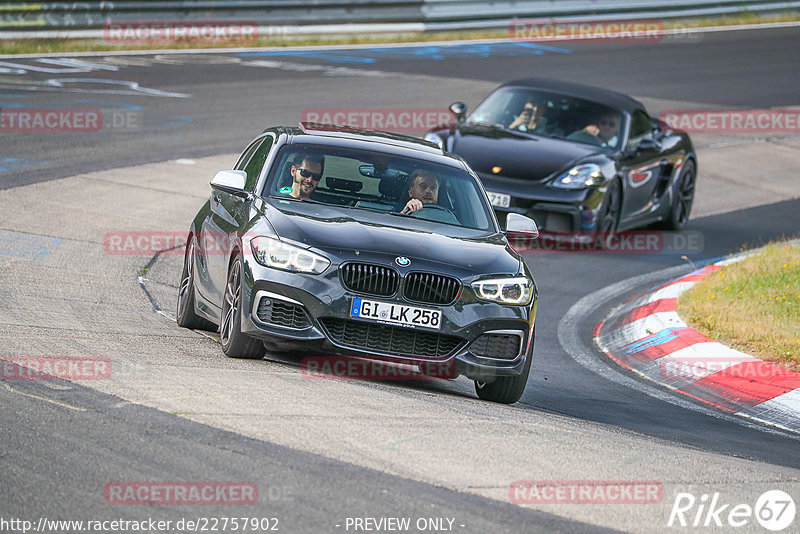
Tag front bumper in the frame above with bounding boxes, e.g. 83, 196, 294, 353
239, 259, 536, 380
478, 173, 605, 231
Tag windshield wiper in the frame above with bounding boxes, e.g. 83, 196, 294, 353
466, 120, 503, 128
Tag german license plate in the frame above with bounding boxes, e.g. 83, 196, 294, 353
350, 298, 441, 330
487, 191, 511, 208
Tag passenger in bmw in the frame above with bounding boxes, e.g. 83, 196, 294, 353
400, 169, 440, 214
289, 153, 325, 199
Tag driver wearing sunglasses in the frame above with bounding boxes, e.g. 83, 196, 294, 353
568, 111, 620, 147
290, 154, 325, 199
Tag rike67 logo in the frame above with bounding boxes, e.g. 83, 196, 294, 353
668, 490, 795, 531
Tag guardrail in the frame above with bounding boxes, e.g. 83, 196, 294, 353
0, 0, 798, 38
424, 0, 800, 30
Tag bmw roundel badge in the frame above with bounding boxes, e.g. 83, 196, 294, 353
395, 256, 411, 267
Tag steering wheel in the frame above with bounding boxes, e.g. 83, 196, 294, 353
408, 204, 454, 216
408, 204, 459, 225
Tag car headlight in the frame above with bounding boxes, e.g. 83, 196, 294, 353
471, 276, 534, 305
551, 163, 603, 189
250, 236, 330, 274
424, 132, 444, 149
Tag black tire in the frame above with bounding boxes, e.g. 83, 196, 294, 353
176, 238, 217, 331
590, 179, 622, 250
597, 179, 622, 233
474, 330, 534, 404
661, 160, 696, 231
220, 256, 265, 360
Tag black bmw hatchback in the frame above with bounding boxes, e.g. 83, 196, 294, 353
177, 124, 539, 404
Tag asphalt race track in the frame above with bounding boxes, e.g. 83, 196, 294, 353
1, 25, 799, 534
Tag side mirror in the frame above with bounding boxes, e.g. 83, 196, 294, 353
635, 137, 661, 153
504, 213, 539, 238
504, 213, 539, 253
449, 102, 467, 122
210, 170, 248, 197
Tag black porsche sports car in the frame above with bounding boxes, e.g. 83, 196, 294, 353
425, 78, 697, 233
177, 124, 540, 404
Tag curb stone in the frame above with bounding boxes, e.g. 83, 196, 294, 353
595, 245, 800, 434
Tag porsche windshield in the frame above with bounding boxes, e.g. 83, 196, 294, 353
264, 144, 495, 231
469, 87, 626, 149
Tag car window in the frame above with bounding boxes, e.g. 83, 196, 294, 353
264, 144, 494, 231
242, 136, 274, 191
629, 109, 653, 138
469, 87, 624, 149
235, 137, 263, 172
626, 109, 655, 150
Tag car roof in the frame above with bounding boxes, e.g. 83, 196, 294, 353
264, 123, 441, 152
265, 124, 465, 168
500, 77, 645, 114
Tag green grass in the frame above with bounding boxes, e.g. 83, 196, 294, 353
678, 241, 800, 371
1, 12, 798, 55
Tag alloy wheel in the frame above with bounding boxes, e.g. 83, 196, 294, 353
221, 262, 240, 347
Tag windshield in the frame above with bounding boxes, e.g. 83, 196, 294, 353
469, 87, 626, 149
264, 143, 495, 231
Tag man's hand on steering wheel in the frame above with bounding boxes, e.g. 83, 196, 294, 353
401, 198, 424, 214
403, 203, 457, 220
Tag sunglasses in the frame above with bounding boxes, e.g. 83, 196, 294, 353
599, 120, 617, 127
295, 167, 322, 181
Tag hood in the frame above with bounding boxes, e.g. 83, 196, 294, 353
449, 123, 601, 182
260, 199, 520, 276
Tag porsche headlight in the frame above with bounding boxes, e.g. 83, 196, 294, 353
471, 276, 534, 305
424, 132, 444, 149
552, 163, 603, 189
250, 236, 330, 274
